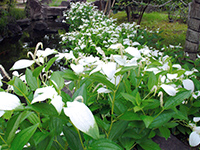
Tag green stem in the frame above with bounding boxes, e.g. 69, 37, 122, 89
0, 135, 7, 145
76, 128, 85, 150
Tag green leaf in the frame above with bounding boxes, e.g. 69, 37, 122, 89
49, 117, 63, 135
45, 57, 58, 72
119, 137, 135, 150
10, 123, 38, 150
25, 68, 38, 90
159, 126, 170, 140
36, 132, 54, 150
89, 138, 123, 150
137, 139, 161, 150
27, 112, 41, 126
33, 131, 50, 145
123, 128, 149, 139
147, 72, 157, 91
193, 100, 200, 107
90, 72, 116, 91
115, 66, 137, 76
50, 71, 64, 90
119, 111, 141, 121
72, 83, 87, 103
63, 126, 83, 150
33, 65, 44, 77
109, 120, 129, 140
26, 103, 58, 116
149, 110, 175, 129
13, 76, 29, 97
191, 77, 200, 90
5, 111, 32, 144
121, 92, 136, 105
58, 69, 78, 80
141, 115, 154, 128
95, 116, 110, 131
164, 90, 191, 110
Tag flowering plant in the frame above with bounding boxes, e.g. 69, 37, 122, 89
0, 2, 200, 150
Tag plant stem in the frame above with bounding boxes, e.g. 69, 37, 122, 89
76, 128, 85, 150
0, 135, 7, 145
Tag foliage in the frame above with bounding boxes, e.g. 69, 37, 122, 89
0, 2, 200, 150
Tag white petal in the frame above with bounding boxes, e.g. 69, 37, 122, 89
51, 95, 64, 114
113, 55, 127, 66
64, 101, 95, 133
10, 59, 35, 70
32, 86, 57, 104
161, 84, 177, 96
71, 64, 84, 74
189, 131, 200, 147
0, 111, 5, 117
172, 64, 182, 69
37, 48, 57, 58
167, 73, 178, 80
102, 62, 116, 79
97, 87, 111, 93
0, 92, 21, 110
125, 47, 141, 58
183, 79, 194, 92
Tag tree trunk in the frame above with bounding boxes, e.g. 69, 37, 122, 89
184, 0, 200, 60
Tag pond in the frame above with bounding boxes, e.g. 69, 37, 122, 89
0, 21, 68, 75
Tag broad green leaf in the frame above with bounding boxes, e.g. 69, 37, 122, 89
136, 92, 141, 106
72, 83, 87, 103
27, 112, 40, 125
26, 103, 58, 116
119, 137, 135, 150
159, 126, 170, 140
50, 71, 64, 90
45, 57, 58, 72
193, 100, 200, 107
164, 90, 191, 110
137, 139, 161, 150
63, 126, 83, 150
147, 72, 157, 91
58, 69, 78, 80
149, 110, 175, 129
89, 138, 123, 150
33, 131, 50, 145
25, 68, 38, 90
95, 116, 110, 131
10, 123, 38, 150
5, 111, 32, 144
49, 117, 63, 135
191, 77, 200, 90
36, 132, 54, 150
121, 92, 136, 105
109, 120, 129, 140
13, 76, 29, 97
33, 65, 44, 77
119, 111, 141, 121
141, 115, 154, 128
90, 72, 116, 90
115, 66, 137, 76
143, 99, 160, 110
122, 128, 149, 139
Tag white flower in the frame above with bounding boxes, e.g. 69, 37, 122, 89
193, 117, 200, 123
37, 48, 57, 58
160, 84, 177, 96
189, 131, 200, 147
183, 79, 194, 93
109, 43, 123, 49
167, 73, 178, 80
102, 62, 116, 79
0, 92, 21, 117
10, 59, 35, 70
64, 96, 99, 139
31, 86, 63, 114
97, 87, 111, 93
70, 64, 84, 74
125, 47, 141, 59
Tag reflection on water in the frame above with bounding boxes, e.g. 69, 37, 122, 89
0, 23, 67, 74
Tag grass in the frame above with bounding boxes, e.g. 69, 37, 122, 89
112, 11, 188, 47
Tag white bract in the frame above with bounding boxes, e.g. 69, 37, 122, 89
160, 84, 177, 96
64, 96, 99, 139
31, 86, 64, 114
10, 59, 35, 70
183, 79, 194, 93
0, 92, 21, 117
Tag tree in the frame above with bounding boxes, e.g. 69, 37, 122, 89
184, 0, 200, 60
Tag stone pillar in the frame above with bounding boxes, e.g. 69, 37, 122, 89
184, 0, 200, 60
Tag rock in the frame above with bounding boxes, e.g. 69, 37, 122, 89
7, 22, 23, 37
60, 1, 71, 8
16, 18, 31, 27
25, 0, 46, 20
33, 21, 48, 31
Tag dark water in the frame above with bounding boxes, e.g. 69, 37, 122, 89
0, 21, 68, 74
